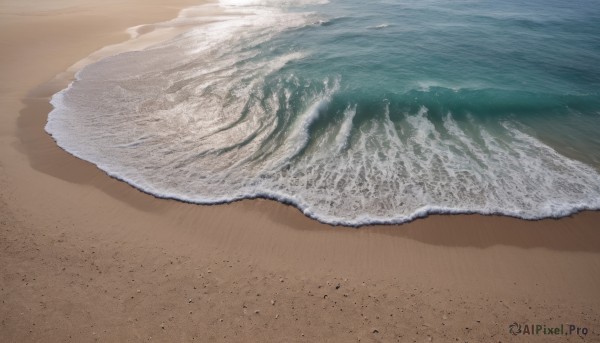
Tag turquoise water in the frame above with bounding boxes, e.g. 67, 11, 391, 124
47, 0, 600, 225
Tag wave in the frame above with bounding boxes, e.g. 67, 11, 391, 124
45, 0, 600, 226
367, 23, 390, 29
219, 0, 329, 8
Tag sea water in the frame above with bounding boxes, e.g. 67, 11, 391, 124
46, 0, 600, 225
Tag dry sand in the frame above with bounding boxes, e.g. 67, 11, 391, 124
1, 1, 599, 342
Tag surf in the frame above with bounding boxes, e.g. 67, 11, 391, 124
46, 0, 600, 226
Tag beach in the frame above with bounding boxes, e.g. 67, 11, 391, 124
1, 0, 600, 342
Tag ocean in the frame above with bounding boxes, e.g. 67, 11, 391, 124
46, 0, 600, 225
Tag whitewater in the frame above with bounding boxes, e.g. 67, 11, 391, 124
46, 0, 600, 225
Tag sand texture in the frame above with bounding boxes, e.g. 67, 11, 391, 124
1, 1, 599, 342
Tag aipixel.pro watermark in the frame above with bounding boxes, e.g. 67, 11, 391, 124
509, 322, 589, 337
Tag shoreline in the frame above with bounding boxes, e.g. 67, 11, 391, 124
37, 57, 600, 229
2, 0, 600, 341
37, 2, 600, 229
20, 77, 600, 236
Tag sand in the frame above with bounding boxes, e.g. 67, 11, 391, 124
1, 0, 599, 342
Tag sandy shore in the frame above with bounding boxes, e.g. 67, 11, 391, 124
1, 1, 600, 342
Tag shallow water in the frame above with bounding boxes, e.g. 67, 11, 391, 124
46, 0, 600, 225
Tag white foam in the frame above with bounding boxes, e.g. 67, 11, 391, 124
334, 105, 356, 152
367, 23, 390, 29
219, 0, 329, 7
46, 0, 600, 226
281, 78, 339, 158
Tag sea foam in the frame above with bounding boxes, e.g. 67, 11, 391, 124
46, 0, 600, 226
